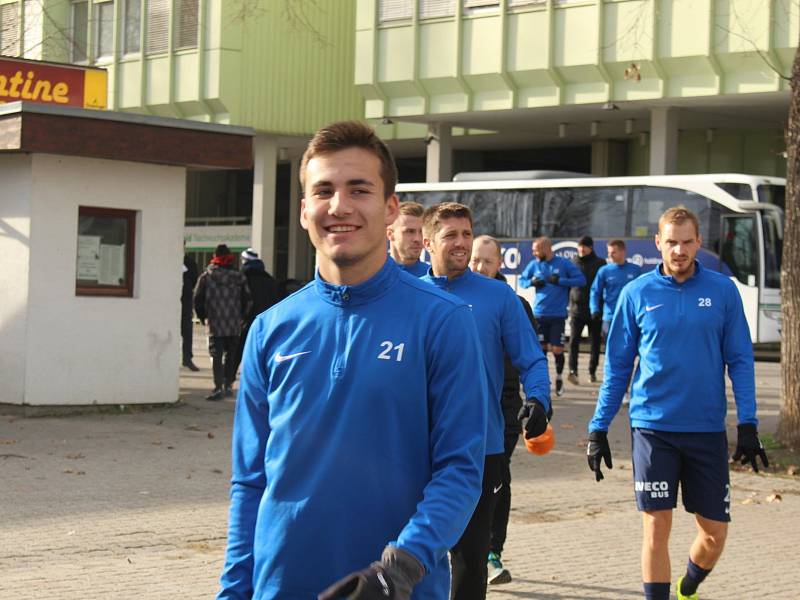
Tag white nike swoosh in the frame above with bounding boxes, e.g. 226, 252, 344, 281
493, 484, 503, 494
275, 351, 311, 363
645, 304, 664, 312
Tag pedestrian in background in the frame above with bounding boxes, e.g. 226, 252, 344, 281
567, 235, 605, 385
193, 244, 251, 401
181, 251, 200, 371
233, 248, 281, 378
590, 239, 642, 338
470, 235, 537, 586
587, 206, 768, 600
518, 236, 585, 398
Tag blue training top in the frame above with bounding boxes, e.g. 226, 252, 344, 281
589, 262, 757, 434
218, 259, 487, 600
590, 261, 642, 321
518, 255, 586, 318
422, 268, 550, 455
401, 259, 430, 278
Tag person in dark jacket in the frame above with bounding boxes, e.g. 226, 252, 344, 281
568, 235, 606, 385
181, 252, 200, 371
470, 235, 537, 586
194, 244, 252, 400
234, 248, 281, 377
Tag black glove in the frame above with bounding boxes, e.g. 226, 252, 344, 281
587, 431, 612, 482
547, 274, 560, 285
531, 277, 546, 289
318, 546, 424, 600
517, 399, 550, 439
731, 423, 769, 473
591, 311, 602, 322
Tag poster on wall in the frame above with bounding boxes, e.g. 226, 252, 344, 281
77, 235, 101, 280
98, 244, 126, 285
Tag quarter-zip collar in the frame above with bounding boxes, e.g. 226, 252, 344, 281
655, 260, 703, 286
426, 267, 475, 291
314, 257, 398, 307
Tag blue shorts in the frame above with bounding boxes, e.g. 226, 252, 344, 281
535, 317, 565, 348
631, 428, 731, 522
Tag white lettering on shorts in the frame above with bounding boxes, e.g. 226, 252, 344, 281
634, 480, 670, 498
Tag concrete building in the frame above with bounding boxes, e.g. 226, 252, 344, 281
0, 0, 793, 284
356, 0, 794, 181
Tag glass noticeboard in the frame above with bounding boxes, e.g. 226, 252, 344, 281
75, 207, 136, 297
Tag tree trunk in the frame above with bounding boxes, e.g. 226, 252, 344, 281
777, 39, 800, 450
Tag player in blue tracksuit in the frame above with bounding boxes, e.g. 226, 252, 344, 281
518, 237, 585, 397
587, 207, 768, 600
590, 239, 642, 338
217, 122, 487, 600
388, 200, 430, 277
421, 203, 550, 600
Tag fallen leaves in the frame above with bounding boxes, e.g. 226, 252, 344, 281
0, 439, 17, 445
62, 469, 85, 475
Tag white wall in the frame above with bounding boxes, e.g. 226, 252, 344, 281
0, 155, 33, 405
22, 154, 185, 406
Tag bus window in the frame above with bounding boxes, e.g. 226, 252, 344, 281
462, 189, 538, 238
714, 182, 753, 200
539, 187, 627, 237
761, 209, 783, 289
720, 215, 757, 286
757, 184, 785, 213
631, 187, 712, 239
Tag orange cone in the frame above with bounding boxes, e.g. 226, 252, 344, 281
524, 424, 555, 456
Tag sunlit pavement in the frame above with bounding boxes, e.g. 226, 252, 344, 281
1, 326, 797, 599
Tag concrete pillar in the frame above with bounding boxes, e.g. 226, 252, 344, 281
252, 135, 278, 273
591, 140, 628, 176
287, 154, 313, 281
649, 107, 679, 175
425, 122, 453, 183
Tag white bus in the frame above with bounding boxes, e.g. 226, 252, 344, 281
397, 173, 784, 344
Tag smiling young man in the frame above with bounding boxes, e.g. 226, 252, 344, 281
217, 122, 488, 600
387, 201, 428, 277
587, 206, 768, 600
421, 204, 550, 600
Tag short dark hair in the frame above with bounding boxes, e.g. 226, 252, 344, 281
398, 201, 424, 218
422, 202, 473, 240
214, 244, 230, 257
608, 239, 626, 250
299, 121, 398, 199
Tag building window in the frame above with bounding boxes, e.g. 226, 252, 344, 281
464, 0, 498, 8
71, 1, 89, 62
418, 0, 455, 19
379, 0, 412, 22
146, 0, 169, 54
76, 207, 137, 297
1, 2, 19, 56
22, 0, 42, 59
123, 0, 140, 53
95, 0, 114, 59
175, 0, 197, 49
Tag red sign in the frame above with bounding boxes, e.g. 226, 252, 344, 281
0, 57, 107, 109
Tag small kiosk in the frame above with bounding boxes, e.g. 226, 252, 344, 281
0, 101, 253, 411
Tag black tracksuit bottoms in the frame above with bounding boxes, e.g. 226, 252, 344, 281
450, 452, 504, 600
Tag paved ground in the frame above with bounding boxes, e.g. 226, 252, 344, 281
1, 327, 798, 599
